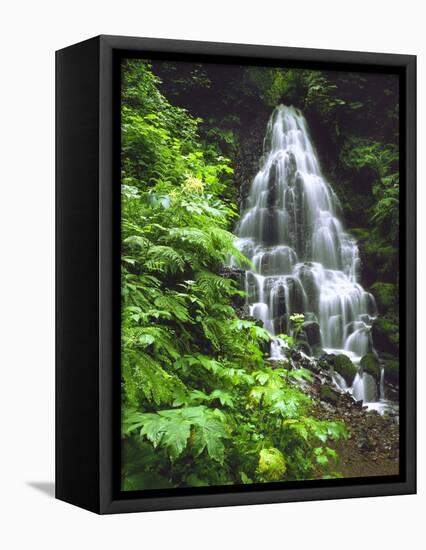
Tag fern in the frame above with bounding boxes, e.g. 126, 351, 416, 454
120, 59, 349, 490
146, 245, 186, 273
122, 351, 187, 406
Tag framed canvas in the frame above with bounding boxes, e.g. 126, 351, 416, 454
56, 35, 416, 514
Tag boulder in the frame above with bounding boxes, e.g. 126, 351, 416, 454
295, 340, 312, 355
301, 320, 321, 348
360, 352, 381, 381
334, 354, 357, 386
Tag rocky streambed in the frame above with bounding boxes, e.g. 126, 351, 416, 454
276, 349, 400, 477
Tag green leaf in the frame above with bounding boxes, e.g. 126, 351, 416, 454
161, 420, 191, 460
140, 415, 168, 447
316, 454, 329, 466
209, 389, 234, 407
240, 472, 252, 484
138, 334, 155, 346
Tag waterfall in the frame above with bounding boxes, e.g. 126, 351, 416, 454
235, 105, 378, 400
379, 366, 385, 400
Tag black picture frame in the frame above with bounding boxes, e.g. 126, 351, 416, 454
56, 35, 416, 514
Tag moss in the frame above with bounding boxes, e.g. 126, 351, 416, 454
334, 354, 357, 386
360, 352, 380, 381
372, 318, 399, 355
319, 385, 338, 404
384, 359, 399, 386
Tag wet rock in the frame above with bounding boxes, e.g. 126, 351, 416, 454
310, 345, 324, 358
271, 284, 286, 318
334, 354, 357, 386
296, 267, 320, 312
295, 340, 312, 355
234, 303, 255, 321
266, 162, 279, 207
360, 352, 381, 381
274, 314, 290, 335
245, 272, 260, 302
301, 320, 321, 348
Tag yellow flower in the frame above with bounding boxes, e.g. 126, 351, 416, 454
183, 175, 204, 195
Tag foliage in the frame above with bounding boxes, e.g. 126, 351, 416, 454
243, 67, 304, 107
370, 282, 397, 315
341, 138, 399, 242
276, 313, 305, 349
120, 59, 348, 491
258, 448, 287, 481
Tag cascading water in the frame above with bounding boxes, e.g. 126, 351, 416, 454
235, 105, 379, 403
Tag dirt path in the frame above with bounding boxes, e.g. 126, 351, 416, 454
312, 390, 399, 478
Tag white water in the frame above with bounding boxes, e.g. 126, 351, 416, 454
235, 105, 380, 404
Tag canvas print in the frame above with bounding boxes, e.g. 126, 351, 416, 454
120, 58, 400, 491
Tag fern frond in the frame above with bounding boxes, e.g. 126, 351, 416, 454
122, 350, 187, 406
146, 245, 186, 273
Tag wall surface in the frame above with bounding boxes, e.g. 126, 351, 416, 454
0, 1, 423, 548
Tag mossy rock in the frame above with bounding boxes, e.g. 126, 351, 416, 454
384, 359, 399, 387
319, 385, 339, 404
370, 282, 397, 314
360, 352, 380, 381
334, 354, 357, 386
372, 318, 399, 355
